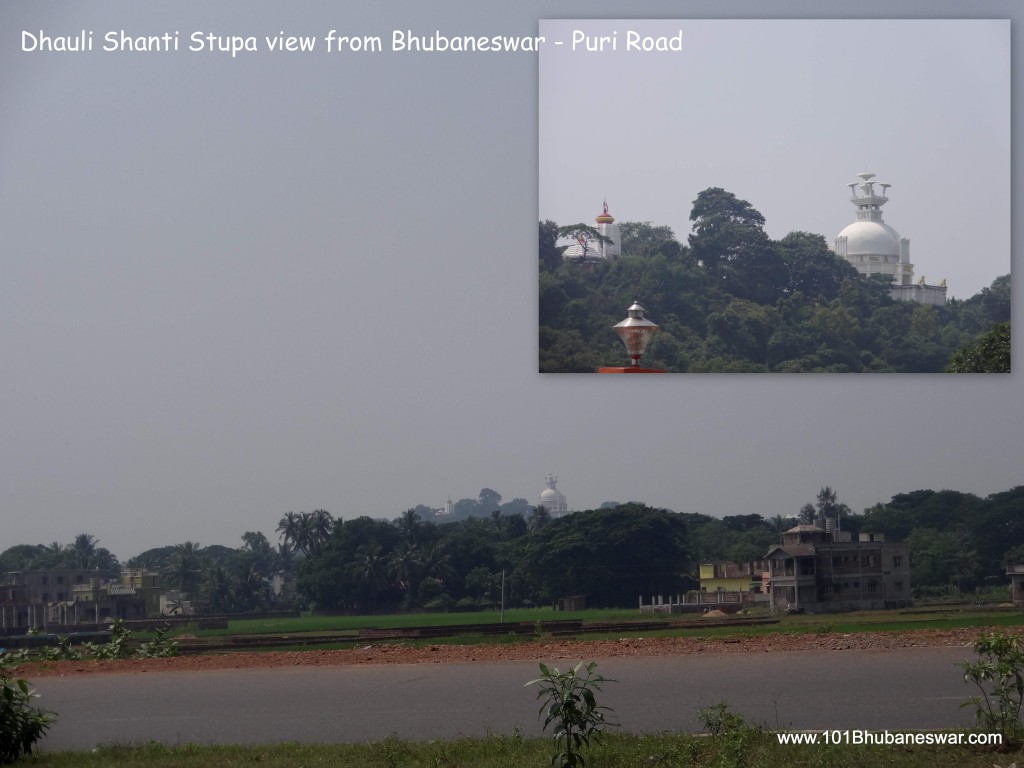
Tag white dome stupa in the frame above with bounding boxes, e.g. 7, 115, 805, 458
832, 172, 913, 285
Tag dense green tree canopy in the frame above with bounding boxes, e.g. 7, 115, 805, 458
5, 484, 1022, 612
946, 321, 1010, 373
540, 188, 1010, 373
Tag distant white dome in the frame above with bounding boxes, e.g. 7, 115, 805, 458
836, 219, 901, 258
539, 473, 567, 515
539, 488, 561, 505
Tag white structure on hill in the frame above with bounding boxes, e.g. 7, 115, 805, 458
832, 172, 946, 306
561, 200, 621, 263
539, 473, 568, 515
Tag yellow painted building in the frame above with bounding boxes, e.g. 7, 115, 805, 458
699, 562, 763, 593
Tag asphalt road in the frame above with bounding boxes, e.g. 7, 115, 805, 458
34, 646, 978, 750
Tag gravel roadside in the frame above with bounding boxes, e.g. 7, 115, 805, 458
15, 625, 1017, 678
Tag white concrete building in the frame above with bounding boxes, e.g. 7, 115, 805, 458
832, 172, 946, 306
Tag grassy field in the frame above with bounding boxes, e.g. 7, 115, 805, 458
25, 731, 1021, 767
185, 607, 650, 636
163, 605, 1024, 646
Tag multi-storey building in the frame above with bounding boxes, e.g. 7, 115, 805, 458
0, 569, 158, 632
765, 524, 911, 613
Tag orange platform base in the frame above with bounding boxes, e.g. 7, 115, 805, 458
597, 367, 667, 373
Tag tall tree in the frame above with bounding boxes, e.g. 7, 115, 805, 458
798, 503, 817, 525
307, 510, 335, 554
347, 543, 388, 610
277, 512, 302, 554
68, 534, 99, 569
164, 542, 204, 596
395, 509, 424, 544
539, 220, 562, 273
388, 541, 422, 604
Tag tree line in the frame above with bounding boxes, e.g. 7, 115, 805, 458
2, 484, 1021, 610
540, 187, 1010, 372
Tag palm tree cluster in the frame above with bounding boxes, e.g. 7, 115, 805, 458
276, 510, 335, 557
0, 535, 121, 578
342, 510, 455, 610
155, 535, 294, 613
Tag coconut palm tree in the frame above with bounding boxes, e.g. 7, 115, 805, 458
388, 541, 422, 603
348, 543, 387, 609
164, 542, 204, 597
395, 509, 423, 544
68, 533, 99, 569
277, 512, 302, 554
417, 544, 454, 602
307, 510, 335, 554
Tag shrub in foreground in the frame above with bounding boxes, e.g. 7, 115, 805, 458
0, 653, 54, 765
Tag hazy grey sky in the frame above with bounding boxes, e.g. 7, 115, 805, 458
540, 19, 1009, 300
1, 1, 1020, 562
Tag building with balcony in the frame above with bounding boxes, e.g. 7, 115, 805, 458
0, 569, 160, 632
765, 524, 911, 613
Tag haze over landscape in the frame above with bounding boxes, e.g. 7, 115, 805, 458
1, 0, 1019, 562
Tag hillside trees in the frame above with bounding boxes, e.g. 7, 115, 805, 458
688, 187, 787, 304
947, 321, 1011, 373
540, 187, 1009, 372
856, 487, 1024, 594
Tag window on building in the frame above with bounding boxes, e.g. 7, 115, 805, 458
867, 581, 877, 593
895, 582, 904, 593
41, 576, 48, 585
76, 575, 84, 583
893, 555, 903, 568
57, 576, 64, 585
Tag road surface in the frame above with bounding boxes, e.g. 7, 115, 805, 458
34, 646, 977, 750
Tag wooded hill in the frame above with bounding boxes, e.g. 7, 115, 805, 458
540, 188, 1010, 372
4, 485, 1020, 611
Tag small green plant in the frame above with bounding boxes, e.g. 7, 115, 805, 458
696, 701, 755, 768
0, 655, 54, 764
82, 619, 136, 659
42, 635, 80, 662
525, 660, 615, 767
959, 630, 1024, 743
137, 626, 179, 658
696, 701, 746, 738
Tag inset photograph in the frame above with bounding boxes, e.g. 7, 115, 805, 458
538, 20, 1010, 373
